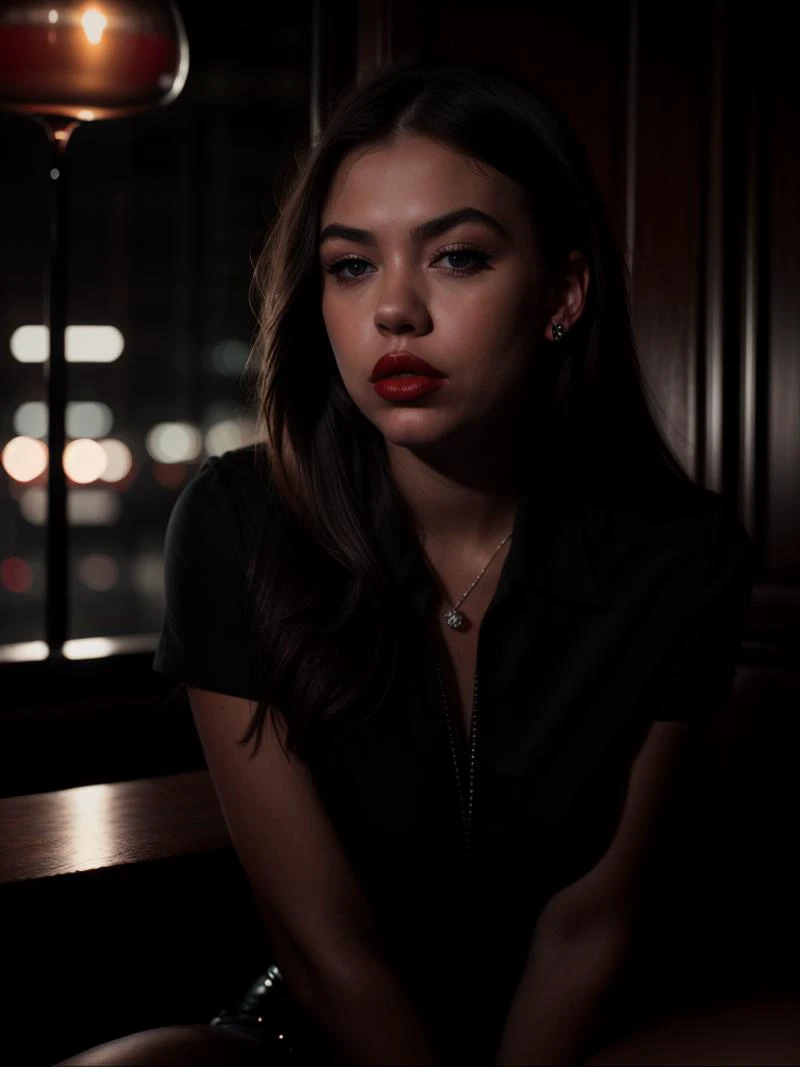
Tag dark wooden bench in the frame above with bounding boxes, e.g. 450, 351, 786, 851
0, 771, 273, 1067
1, 771, 230, 886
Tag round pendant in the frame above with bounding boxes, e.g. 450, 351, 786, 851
444, 608, 466, 630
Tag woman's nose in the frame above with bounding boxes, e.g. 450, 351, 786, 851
373, 269, 430, 333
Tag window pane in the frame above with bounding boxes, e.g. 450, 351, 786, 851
0, 8, 312, 650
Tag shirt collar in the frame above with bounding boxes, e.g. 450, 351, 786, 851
398, 468, 612, 613
502, 485, 611, 608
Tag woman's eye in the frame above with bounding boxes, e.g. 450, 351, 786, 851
323, 247, 492, 286
326, 258, 372, 282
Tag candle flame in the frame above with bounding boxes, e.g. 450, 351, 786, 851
81, 8, 107, 45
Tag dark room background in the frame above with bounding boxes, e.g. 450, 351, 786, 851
0, 3, 797, 1065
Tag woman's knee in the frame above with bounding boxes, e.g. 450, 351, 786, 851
52, 1023, 290, 1067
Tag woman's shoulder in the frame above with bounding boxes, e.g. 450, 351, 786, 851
186, 441, 278, 514
583, 473, 752, 601
640, 478, 751, 561
597, 470, 747, 538
198, 441, 273, 500
164, 442, 282, 571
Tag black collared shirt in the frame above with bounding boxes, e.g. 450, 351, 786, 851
153, 444, 754, 1064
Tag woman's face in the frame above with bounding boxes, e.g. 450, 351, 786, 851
319, 134, 552, 455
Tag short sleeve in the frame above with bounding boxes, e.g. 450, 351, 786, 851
152, 457, 261, 700
650, 505, 755, 721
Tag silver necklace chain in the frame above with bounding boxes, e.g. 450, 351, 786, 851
442, 534, 513, 631
435, 533, 512, 857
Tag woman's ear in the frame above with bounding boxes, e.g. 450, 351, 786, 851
546, 251, 590, 336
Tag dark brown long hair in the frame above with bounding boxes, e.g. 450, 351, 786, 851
237, 56, 694, 764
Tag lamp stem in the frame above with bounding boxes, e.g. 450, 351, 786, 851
45, 132, 71, 659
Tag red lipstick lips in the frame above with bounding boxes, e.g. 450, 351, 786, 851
370, 351, 447, 402
370, 352, 447, 382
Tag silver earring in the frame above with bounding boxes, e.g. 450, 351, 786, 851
552, 321, 566, 342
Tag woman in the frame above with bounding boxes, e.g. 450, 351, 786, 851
53, 57, 798, 1067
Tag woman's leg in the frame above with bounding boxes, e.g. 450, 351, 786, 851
51, 1023, 294, 1067
583, 985, 800, 1066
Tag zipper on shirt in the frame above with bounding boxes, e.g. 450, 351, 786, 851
435, 658, 479, 858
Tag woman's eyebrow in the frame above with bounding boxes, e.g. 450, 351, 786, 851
319, 206, 509, 247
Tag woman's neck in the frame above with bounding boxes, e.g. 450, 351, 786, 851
385, 439, 529, 562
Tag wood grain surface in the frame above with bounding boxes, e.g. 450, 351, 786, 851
0, 770, 230, 885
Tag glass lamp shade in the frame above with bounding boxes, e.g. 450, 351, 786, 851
0, 1, 189, 136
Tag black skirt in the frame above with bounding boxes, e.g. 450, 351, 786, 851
209, 964, 333, 1064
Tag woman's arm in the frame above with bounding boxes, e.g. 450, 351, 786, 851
492, 716, 700, 1066
298, 951, 439, 1066
188, 686, 439, 1066
491, 911, 632, 1067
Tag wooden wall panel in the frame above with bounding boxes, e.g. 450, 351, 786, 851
767, 24, 800, 582
309, 0, 359, 141
629, 5, 712, 486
